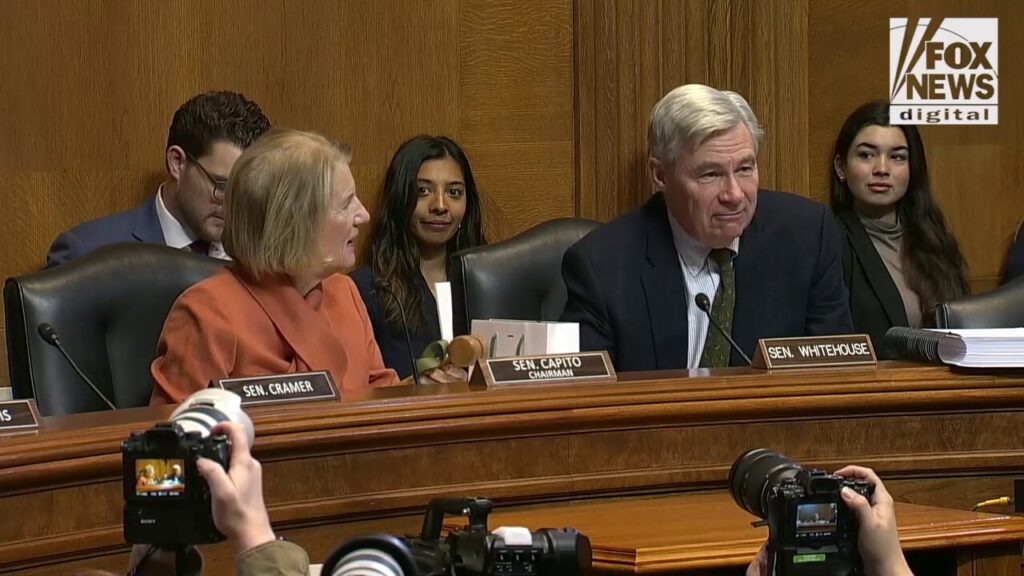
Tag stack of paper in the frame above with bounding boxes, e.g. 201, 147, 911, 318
932, 328, 1024, 368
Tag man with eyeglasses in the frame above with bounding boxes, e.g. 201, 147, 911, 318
46, 91, 271, 266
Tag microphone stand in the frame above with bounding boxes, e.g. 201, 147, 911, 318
694, 293, 753, 366
372, 282, 423, 387
37, 323, 117, 410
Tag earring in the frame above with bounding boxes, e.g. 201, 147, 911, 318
839, 176, 845, 182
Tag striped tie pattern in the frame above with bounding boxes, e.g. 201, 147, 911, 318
699, 248, 735, 368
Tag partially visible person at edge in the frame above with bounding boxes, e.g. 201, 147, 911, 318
350, 135, 486, 379
47, 91, 270, 266
831, 102, 969, 358
150, 128, 399, 404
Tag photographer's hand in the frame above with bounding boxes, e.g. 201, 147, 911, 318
196, 422, 276, 554
835, 465, 913, 576
745, 543, 768, 576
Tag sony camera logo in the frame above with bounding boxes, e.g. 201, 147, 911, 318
889, 17, 998, 125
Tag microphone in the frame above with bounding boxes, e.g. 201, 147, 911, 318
694, 293, 752, 366
37, 322, 117, 410
372, 280, 422, 387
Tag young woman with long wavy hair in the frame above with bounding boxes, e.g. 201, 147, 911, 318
831, 102, 969, 358
350, 135, 486, 378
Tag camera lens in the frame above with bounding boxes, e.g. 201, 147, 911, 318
324, 534, 418, 576
540, 528, 592, 575
729, 448, 802, 519
169, 388, 254, 445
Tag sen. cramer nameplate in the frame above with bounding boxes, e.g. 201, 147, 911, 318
216, 371, 338, 405
0, 400, 41, 435
752, 334, 877, 369
471, 351, 616, 387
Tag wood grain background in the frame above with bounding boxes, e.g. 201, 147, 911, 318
2, 0, 1021, 388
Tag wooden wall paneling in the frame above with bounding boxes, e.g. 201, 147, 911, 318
909, 0, 1024, 293
807, 0, 903, 206
458, 0, 575, 242
575, 0, 813, 224
658, 0, 810, 198
749, 0, 810, 200
573, 0, 598, 222
0, 0, 573, 256
0, 0, 574, 390
663, 0, 815, 196
574, 0, 661, 222
574, 0, 616, 222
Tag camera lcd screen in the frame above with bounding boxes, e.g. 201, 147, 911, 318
134, 458, 186, 498
795, 502, 837, 536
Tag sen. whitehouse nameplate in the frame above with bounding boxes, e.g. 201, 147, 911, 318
215, 371, 338, 406
0, 400, 41, 435
752, 334, 877, 369
470, 351, 616, 387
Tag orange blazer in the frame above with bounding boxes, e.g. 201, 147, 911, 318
151, 267, 399, 404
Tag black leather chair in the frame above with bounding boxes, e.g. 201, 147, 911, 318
449, 218, 600, 335
934, 276, 1024, 329
4, 243, 226, 415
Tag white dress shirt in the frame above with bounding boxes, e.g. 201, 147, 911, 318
154, 186, 229, 260
667, 214, 740, 368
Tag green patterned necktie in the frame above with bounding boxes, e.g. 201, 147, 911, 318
699, 248, 736, 368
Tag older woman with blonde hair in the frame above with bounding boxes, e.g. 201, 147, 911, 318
151, 128, 398, 403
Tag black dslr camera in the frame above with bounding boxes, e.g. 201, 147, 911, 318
122, 422, 230, 545
122, 389, 252, 547
322, 497, 592, 576
730, 449, 874, 576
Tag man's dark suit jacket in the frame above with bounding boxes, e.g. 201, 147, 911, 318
1005, 223, 1024, 284
835, 208, 908, 360
46, 196, 165, 267
561, 191, 853, 371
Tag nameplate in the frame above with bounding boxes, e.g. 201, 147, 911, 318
215, 371, 338, 406
0, 400, 41, 435
752, 334, 877, 369
470, 351, 616, 387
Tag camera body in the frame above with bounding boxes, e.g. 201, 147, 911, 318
765, 468, 873, 576
323, 497, 592, 576
730, 449, 874, 576
412, 498, 590, 576
122, 388, 252, 547
122, 422, 230, 546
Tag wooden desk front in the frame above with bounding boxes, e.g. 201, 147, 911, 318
2, 363, 1024, 574
485, 492, 1024, 574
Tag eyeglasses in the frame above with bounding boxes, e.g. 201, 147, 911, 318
184, 151, 228, 201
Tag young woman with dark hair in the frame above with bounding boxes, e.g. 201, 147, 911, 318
831, 102, 969, 358
350, 135, 486, 378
